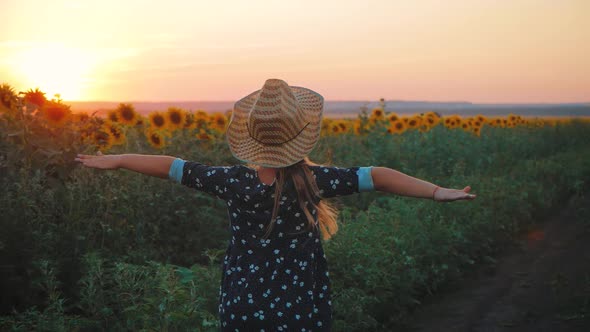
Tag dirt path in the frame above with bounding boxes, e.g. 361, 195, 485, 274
405, 194, 590, 332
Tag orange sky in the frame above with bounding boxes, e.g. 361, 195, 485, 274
1, 0, 588, 103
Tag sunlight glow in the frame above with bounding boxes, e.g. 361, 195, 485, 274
0, 0, 588, 102
13, 43, 98, 100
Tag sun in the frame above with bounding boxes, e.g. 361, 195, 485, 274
14, 43, 98, 100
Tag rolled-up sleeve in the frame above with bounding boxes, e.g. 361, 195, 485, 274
357, 166, 375, 192
311, 165, 375, 198
168, 158, 185, 183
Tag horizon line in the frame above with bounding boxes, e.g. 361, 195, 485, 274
65, 99, 590, 106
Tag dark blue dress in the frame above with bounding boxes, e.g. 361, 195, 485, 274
180, 162, 362, 331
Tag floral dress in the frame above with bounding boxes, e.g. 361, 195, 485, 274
177, 161, 369, 331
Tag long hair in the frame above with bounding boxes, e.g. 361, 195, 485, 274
261, 157, 339, 240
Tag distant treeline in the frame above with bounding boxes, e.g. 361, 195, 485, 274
68, 100, 590, 118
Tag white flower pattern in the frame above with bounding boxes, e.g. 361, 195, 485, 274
180, 162, 361, 331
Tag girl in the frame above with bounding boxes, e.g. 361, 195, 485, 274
76, 79, 476, 331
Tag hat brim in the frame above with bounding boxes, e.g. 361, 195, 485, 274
226, 86, 323, 168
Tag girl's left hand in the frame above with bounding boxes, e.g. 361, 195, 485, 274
434, 186, 476, 202
75, 152, 121, 170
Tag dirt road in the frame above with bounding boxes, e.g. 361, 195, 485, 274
405, 194, 590, 332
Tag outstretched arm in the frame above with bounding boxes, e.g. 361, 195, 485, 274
75, 153, 175, 179
371, 167, 476, 202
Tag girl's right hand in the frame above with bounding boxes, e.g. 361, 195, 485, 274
434, 186, 477, 202
75, 152, 121, 170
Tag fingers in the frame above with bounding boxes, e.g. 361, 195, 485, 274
76, 154, 99, 160
75, 157, 89, 165
451, 187, 477, 201
463, 191, 476, 200
75, 153, 101, 166
465, 186, 476, 200
459, 186, 475, 200
434, 187, 476, 202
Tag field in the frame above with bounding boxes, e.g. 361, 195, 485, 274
1, 86, 590, 331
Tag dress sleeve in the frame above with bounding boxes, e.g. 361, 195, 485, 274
311, 165, 375, 198
168, 158, 233, 200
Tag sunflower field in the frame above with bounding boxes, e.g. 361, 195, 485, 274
2, 84, 590, 331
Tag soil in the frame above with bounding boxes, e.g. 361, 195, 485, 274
404, 194, 590, 332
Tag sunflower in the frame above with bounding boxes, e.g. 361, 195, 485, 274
135, 116, 145, 126
472, 126, 481, 137
23, 88, 47, 107
369, 107, 386, 123
106, 109, 119, 123
423, 114, 437, 127
194, 111, 209, 130
407, 115, 422, 130
506, 117, 516, 128
72, 112, 90, 123
0, 83, 18, 111
103, 121, 126, 145
387, 113, 399, 123
472, 118, 484, 128
425, 111, 441, 120
418, 117, 433, 132
389, 120, 407, 134
166, 107, 186, 131
196, 129, 212, 140
149, 111, 167, 130
531, 118, 544, 127
508, 114, 518, 123
183, 111, 196, 130
211, 113, 229, 132
424, 112, 441, 127
460, 120, 471, 131
42, 101, 71, 126
476, 114, 487, 124
329, 122, 342, 135
93, 129, 114, 152
443, 117, 452, 128
146, 130, 166, 149
353, 120, 362, 135
371, 107, 385, 119
489, 118, 503, 127
116, 103, 138, 126
321, 118, 333, 134
339, 121, 349, 132
444, 115, 461, 129
333, 120, 349, 133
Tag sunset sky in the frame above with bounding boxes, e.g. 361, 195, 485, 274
1, 0, 588, 103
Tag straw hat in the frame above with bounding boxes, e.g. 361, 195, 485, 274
226, 79, 324, 168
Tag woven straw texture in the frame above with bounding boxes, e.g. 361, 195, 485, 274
226, 79, 324, 168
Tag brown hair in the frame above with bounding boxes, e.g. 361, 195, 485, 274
262, 157, 338, 240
